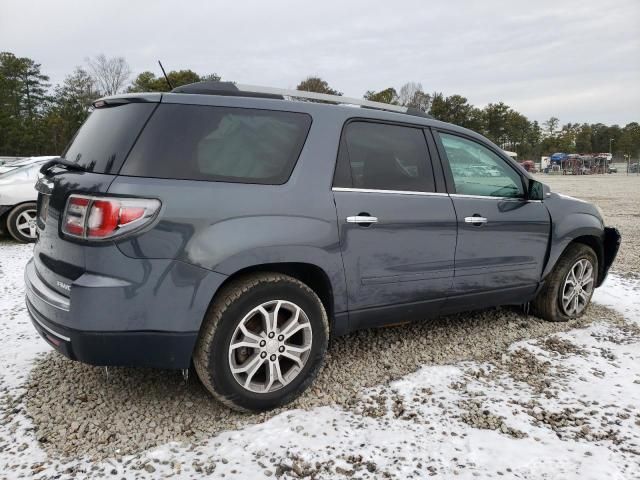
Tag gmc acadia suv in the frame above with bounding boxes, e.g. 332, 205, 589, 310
25, 82, 620, 411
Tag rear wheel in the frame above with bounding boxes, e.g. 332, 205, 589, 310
6, 202, 38, 243
193, 273, 329, 412
532, 244, 598, 322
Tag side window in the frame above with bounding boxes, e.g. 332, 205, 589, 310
335, 121, 435, 192
122, 104, 311, 184
438, 133, 524, 198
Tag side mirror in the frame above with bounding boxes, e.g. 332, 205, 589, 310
527, 179, 549, 201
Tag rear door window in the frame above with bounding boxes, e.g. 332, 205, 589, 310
334, 121, 435, 192
121, 104, 312, 184
63, 103, 157, 174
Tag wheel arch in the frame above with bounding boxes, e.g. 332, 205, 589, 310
206, 262, 343, 336
544, 233, 606, 286
4, 200, 37, 216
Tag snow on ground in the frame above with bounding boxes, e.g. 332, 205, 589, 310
594, 274, 640, 326
1, 242, 639, 479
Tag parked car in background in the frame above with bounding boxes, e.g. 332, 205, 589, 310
607, 166, 617, 174
0, 156, 26, 167
519, 160, 537, 173
0, 157, 53, 242
0, 156, 55, 175
25, 82, 620, 412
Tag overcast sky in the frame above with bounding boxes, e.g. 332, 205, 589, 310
2, 0, 638, 125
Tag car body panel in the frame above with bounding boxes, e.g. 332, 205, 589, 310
0, 156, 56, 175
448, 197, 550, 301
540, 193, 607, 281
0, 160, 48, 206
540, 192, 620, 287
333, 190, 457, 328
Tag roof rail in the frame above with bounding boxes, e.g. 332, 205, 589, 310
171, 81, 431, 118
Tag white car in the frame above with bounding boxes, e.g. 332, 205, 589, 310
0, 156, 55, 175
0, 157, 55, 243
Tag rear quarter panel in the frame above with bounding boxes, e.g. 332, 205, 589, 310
109, 105, 349, 313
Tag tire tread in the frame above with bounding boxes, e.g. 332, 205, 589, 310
193, 272, 329, 412
532, 243, 597, 322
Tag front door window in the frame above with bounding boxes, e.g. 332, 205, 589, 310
439, 133, 523, 198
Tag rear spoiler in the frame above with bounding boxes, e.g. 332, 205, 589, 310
40, 158, 85, 175
92, 93, 162, 109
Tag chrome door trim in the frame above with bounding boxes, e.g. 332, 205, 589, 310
346, 216, 379, 224
464, 216, 488, 224
332, 187, 449, 197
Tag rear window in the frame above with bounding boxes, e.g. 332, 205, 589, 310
63, 103, 156, 174
120, 104, 312, 184
335, 121, 435, 192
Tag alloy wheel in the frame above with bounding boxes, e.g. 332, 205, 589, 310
228, 300, 313, 393
15, 209, 38, 239
561, 258, 595, 316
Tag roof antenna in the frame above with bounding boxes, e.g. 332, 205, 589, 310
158, 60, 174, 90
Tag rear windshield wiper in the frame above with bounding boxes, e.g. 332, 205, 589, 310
40, 157, 86, 175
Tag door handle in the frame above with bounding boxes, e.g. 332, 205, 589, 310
464, 215, 488, 225
346, 215, 378, 225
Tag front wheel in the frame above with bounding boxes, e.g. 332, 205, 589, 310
6, 202, 38, 243
532, 244, 598, 322
193, 273, 329, 412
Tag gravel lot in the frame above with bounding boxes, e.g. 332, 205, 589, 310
1, 173, 639, 478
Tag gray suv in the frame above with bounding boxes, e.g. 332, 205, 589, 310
25, 82, 620, 412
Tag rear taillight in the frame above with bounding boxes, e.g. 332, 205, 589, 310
62, 195, 160, 240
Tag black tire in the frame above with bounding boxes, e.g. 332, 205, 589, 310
6, 202, 38, 243
193, 273, 329, 412
532, 243, 598, 322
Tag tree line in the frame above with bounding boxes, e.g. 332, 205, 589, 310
1, 51, 638, 161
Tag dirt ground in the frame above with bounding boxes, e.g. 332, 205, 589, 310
535, 173, 640, 277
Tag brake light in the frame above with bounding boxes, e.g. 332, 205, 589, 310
64, 197, 90, 236
62, 195, 160, 240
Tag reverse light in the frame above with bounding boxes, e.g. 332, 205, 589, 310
62, 195, 160, 240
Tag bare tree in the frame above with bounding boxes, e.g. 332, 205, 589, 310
86, 54, 131, 96
399, 82, 431, 112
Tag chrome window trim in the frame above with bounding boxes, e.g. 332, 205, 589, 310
449, 193, 542, 203
331, 188, 542, 202
332, 187, 448, 197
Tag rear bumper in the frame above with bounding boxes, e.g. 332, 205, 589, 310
26, 297, 197, 368
24, 256, 227, 369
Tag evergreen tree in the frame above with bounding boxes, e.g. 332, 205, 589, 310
0, 52, 50, 155
44, 67, 98, 153
128, 70, 220, 92
296, 77, 342, 95
364, 87, 398, 104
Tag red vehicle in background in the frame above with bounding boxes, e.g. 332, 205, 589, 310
519, 160, 537, 173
